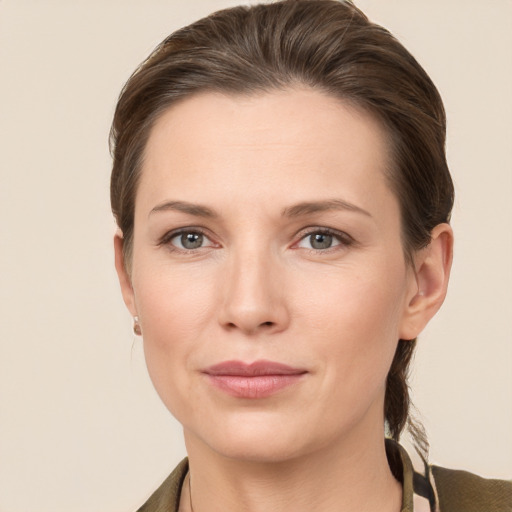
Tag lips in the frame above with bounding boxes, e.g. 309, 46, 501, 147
202, 360, 307, 398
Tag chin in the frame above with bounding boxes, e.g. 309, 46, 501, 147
209, 433, 309, 464
185, 410, 340, 464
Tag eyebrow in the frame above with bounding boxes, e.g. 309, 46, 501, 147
149, 198, 372, 219
281, 199, 372, 218
149, 200, 217, 218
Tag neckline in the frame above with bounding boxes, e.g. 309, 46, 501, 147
175, 440, 416, 512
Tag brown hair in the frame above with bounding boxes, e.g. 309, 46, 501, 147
110, 0, 454, 452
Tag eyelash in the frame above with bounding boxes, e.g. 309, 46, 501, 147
158, 227, 215, 253
293, 227, 355, 253
158, 227, 355, 253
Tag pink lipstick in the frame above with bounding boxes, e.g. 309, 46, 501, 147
203, 360, 307, 399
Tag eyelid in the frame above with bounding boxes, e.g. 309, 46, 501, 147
292, 226, 355, 250
156, 225, 354, 252
158, 226, 218, 250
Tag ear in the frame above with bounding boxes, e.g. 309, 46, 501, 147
399, 223, 453, 340
114, 232, 138, 318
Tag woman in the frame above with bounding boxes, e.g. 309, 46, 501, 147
110, 1, 511, 511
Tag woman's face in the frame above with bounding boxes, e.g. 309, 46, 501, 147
118, 88, 421, 462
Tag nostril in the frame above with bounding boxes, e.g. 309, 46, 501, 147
224, 320, 276, 333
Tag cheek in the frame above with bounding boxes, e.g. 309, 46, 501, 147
135, 259, 217, 336
300, 258, 406, 341
300, 261, 407, 393
132, 263, 218, 410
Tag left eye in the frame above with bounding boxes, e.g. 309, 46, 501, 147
297, 232, 343, 250
169, 231, 213, 250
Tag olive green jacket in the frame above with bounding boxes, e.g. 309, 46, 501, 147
136, 442, 512, 512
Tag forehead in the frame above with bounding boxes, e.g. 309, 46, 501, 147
138, 87, 395, 218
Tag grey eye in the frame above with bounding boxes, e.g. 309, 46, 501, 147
296, 231, 345, 251
309, 233, 333, 249
173, 232, 205, 250
182, 232, 203, 249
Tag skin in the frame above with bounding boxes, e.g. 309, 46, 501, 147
115, 87, 453, 512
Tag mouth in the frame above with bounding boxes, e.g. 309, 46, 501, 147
202, 360, 308, 399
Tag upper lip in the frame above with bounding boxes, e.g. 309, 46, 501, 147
203, 360, 307, 376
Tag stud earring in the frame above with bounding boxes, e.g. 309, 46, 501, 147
133, 316, 142, 336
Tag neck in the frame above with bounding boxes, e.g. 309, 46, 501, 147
182, 428, 402, 512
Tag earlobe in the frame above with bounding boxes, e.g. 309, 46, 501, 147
399, 223, 454, 340
114, 233, 138, 318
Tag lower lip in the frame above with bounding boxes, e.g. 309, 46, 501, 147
205, 374, 305, 399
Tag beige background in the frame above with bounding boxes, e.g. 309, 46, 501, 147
0, 1, 510, 511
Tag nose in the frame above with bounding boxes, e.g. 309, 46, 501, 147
218, 248, 290, 336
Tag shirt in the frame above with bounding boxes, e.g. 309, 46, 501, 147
135, 440, 512, 512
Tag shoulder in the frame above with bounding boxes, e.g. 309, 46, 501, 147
431, 465, 512, 512
390, 440, 512, 512
136, 458, 189, 512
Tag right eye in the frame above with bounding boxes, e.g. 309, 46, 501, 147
168, 230, 215, 250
